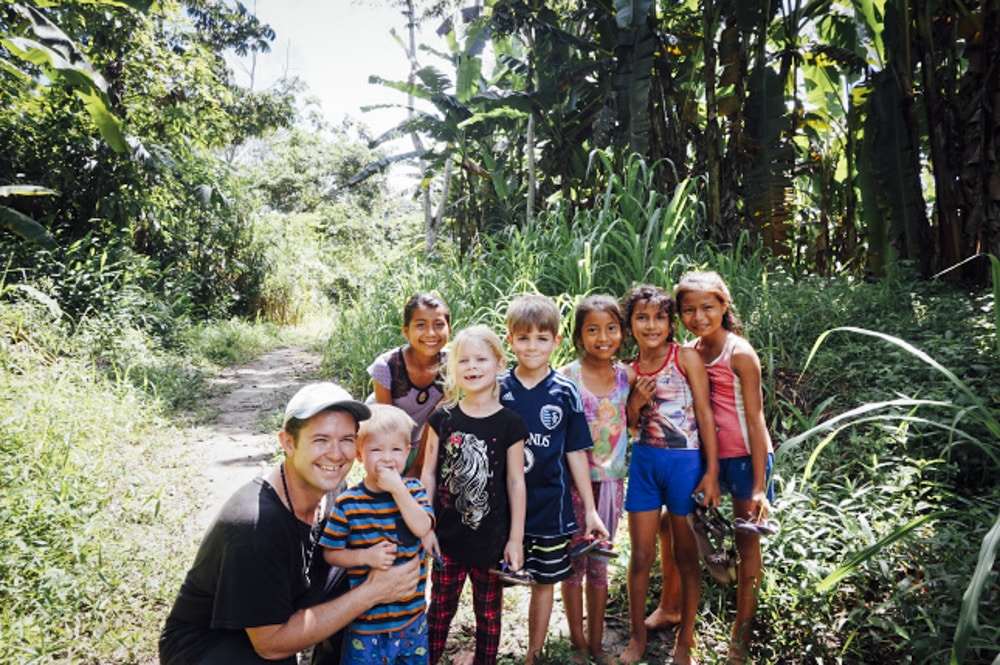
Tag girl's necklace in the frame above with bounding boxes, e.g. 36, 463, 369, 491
280, 462, 321, 589
405, 348, 441, 405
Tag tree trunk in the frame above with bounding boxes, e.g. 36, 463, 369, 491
702, 0, 721, 236
957, 0, 1000, 280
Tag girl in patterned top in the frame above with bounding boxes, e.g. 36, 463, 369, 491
620, 284, 720, 665
367, 292, 451, 474
558, 294, 635, 664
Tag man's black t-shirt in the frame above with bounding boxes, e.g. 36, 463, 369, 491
159, 478, 343, 665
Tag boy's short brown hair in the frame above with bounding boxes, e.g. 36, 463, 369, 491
506, 294, 561, 335
357, 404, 415, 457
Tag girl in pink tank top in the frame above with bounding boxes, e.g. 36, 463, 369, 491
675, 271, 776, 665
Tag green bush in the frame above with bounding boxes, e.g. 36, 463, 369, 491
0, 297, 177, 663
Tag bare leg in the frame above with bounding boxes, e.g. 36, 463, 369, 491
621, 510, 659, 663
669, 512, 702, 665
586, 583, 609, 661
526, 583, 555, 665
729, 498, 763, 664
645, 509, 682, 630
561, 581, 588, 659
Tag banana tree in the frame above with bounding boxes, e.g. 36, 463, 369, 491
363, 14, 525, 252
490, 0, 612, 208
614, 0, 656, 157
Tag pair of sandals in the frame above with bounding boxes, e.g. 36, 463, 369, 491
489, 561, 535, 586
688, 492, 779, 585
489, 534, 620, 586
433, 553, 535, 586
570, 536, 619, 562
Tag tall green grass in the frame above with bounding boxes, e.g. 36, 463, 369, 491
0, 296, 175, 663
323, 152, 714, 395
0, 287, 307, 663
322, 166, 1000, 662
780, 316, 1000, 664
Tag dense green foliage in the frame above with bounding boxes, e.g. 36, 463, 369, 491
323, 161, 1000, 664
1, 1, 998, 663
370, 0, 999, 283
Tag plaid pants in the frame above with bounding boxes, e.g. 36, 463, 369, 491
427, 553, 503, 665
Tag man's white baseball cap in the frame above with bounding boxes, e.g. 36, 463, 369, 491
282, 382, 371, 428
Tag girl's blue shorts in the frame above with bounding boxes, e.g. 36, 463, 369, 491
624, 444, 703, 516
718, 453, 775, 502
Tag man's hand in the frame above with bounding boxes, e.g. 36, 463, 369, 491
364, 555, 420, 605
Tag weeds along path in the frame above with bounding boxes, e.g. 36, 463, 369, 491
170, 345, 655, 663
187, 345, 322, 530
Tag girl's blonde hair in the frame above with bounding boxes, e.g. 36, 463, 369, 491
674, 270, 743, 335
442, 325, 506, 406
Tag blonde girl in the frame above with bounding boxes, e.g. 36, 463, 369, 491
420, 325, 528, 665
620, 285, 720, 665
675, 271, 775, 665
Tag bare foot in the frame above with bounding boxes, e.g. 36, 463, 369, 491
670, 642, 697, 665
726, 644, 750, 665
620, 639, 646, 664
451, 650, 475, 665
592, 649, 617, 665
644, 606, 681, 631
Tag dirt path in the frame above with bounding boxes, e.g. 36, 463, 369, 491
187, 345, 323, 529
179, 345, 671, 663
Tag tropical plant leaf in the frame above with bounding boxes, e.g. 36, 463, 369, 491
0, 205, 56, 248
743, 65, 795, 252
952, 510, 1000, 664
863, 73, 928, 273
346, 150, 427, 188
613, 0, 654, 155
0, 185, 57, 197
3, 5, 128, 152
816, 511, 952, 592
4, 283, 62, 319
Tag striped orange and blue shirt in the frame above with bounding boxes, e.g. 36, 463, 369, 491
319, 478, 434, 633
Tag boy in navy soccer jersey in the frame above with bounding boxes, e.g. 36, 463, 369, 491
319, 404, 436, 665
499, 294, 609, 665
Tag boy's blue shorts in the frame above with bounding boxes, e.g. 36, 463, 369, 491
718, 453, 775, 502
342, 615, 428, 665
624, 445, 703, 516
